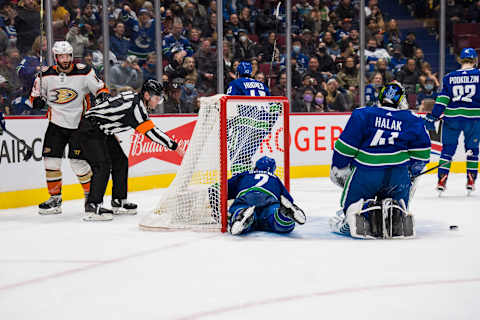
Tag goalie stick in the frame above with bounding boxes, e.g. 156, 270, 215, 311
4, 129, 34, 161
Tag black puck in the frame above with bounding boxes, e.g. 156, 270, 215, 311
449, 225, 458, 230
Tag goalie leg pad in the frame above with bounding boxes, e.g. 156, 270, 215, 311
344, 199, 380, 239
382, 198, 415, 239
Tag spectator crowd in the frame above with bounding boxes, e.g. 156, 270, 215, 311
0, 0, 479, 115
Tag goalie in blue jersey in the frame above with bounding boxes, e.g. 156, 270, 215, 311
223, 156, 306, 235
227, 61, 270, 96
424, 47, 480, 195
329, 82, 431, 239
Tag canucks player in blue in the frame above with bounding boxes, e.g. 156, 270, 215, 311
225, 61, 276, 173
227, 61, 270, 96
424, 48, 480, 195
329, 82, 431, 239
226, 156, 306, 235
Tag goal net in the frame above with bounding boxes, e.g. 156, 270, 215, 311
139, 94, 290, 232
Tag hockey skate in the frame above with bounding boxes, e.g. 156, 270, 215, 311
83, 203, 113, 221
230, 206, 255, 235
467, 173, 475, 196
111, 199, 138, 215
280, 195, 306, 224
38, 195, 62, 215
436, 174, 448, 196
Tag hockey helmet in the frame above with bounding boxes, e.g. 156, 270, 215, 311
52, 41, 73, 56
460, 47, 478, 60
141, 79, 164, 97
255, 156, 276, 173
378, 82, 408, 109
237, 61, 252, 77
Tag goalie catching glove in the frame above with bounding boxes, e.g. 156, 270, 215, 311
330, 166, 353, 188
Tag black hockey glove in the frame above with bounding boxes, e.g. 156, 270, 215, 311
32, 96, 47, 109
95, 92, 111, 105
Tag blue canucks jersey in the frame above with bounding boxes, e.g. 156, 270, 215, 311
121, 9, 156, 59
227, 77, 270, 96
333, 106, 431, 169
228, 170, 293, 204
432, 68, 480, 120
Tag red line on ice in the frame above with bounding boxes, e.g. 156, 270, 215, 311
0, 235, 217, 291
175, 277, 480, 320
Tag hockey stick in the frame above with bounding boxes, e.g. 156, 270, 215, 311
268, 1, 281, 88
412, 149, 474, 180
39, 0, 44, 97
4, 129, 34, 161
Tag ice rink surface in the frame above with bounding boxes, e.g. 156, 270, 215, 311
1, 173, 479, 320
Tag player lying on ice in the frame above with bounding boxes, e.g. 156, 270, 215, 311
329, 82, 431, 239
211, 156, 306, 235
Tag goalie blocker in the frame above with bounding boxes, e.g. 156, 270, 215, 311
329, 198, 415, 239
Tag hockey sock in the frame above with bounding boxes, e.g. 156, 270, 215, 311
70, 159, 92, 196
77, 172, 92, 196
438, 157, 452, 179
46, 169, 62, 196
466, 153, 478, 182
273, 209, 295, 233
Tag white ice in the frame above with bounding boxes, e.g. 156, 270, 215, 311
1, 173, 479, 320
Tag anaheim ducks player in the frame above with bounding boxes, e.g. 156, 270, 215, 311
30, 41, 110, 215
78, 79, 182, 221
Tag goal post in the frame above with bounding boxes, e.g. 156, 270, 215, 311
139, 94, 290, 232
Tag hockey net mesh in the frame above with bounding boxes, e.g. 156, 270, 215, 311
140, 94, 287, 232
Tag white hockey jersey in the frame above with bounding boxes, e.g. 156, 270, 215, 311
30, 64, 108, 129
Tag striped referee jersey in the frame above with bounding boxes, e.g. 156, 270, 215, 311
85, 91, 177, 149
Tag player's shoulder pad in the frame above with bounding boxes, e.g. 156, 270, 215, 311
42, 66, 58, 76
351, 106, 368, 119
71, 63, 92, 75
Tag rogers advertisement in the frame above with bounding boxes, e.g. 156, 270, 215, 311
0, 113, 448, 194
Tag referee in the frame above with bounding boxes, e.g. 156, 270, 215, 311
78, 80, 182, 221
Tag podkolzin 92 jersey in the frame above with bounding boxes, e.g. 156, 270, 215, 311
432, 68, 480, 120
30, 64, 107, 129
333, 106, 431, 169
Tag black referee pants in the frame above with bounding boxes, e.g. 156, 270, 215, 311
78, 118, 128, 205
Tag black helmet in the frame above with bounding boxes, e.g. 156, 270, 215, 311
141, 79, 164, 97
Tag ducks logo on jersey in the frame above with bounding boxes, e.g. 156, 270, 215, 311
52, 88, 78, 104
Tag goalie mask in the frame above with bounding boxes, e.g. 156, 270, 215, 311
255, 156, 276, 173
52, 41, 74, 71
378, 82, 408, 110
